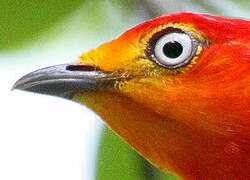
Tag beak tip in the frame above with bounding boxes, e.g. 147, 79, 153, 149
11, 86, 15, 91
11, 80, 21, 91
11, 76, 28, 92
11, 84, 21, 91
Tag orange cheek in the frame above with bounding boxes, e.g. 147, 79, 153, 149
119, 74, 250, 137
78, 34, 141, 72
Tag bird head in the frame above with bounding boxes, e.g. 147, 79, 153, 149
13, 12, 250, 179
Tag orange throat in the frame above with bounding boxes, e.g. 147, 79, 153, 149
74, 90, 250, 180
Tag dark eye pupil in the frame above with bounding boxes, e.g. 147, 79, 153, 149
163, 41, 183, 58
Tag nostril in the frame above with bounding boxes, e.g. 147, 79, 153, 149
66, 64, 98, 71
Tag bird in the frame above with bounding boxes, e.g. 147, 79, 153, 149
13, 12, 250, 180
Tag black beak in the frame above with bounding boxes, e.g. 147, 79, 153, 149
12, 63, 121, 99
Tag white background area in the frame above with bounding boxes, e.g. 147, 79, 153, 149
0, 43, 103, 180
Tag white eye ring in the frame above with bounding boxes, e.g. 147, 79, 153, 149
153, 32, 195, 68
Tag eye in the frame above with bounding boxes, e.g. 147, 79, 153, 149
148, 30, 199, 69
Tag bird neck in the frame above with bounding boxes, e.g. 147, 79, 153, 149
73, 90, 250, 180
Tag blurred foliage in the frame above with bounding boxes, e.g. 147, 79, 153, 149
0, 0, 138, 50
78, 0, 139, 37
0, 0, 84, 50
96, 128, 180, 180
231, 0, 250, 8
